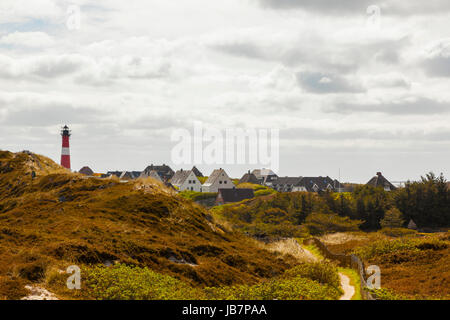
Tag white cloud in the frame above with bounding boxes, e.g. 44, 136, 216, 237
0, 32, 55, 48
0, 0, 62, 24
0, 0, 449, 181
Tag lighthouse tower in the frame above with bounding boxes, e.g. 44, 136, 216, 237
60, 125, 71, 170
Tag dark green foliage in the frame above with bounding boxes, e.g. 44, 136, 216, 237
352, 185, 390, 230
82, 262, 342, 300
215, 172, 449, 237
393, 173, 450, 228
380, 208, 405, 229
178, 191, 217, 201
303, 213, 362, 235
213, 192, 329, 238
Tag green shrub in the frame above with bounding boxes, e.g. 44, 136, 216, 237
204, 276, 341, 300
380, 208, 405, 229
368, 288, 404, 300
353, 237, 448, 260
83, 262, 343, 300
283, 262, 341, 289
303, 213, 362, 235
178, 191, 217, 202
353, 239, 419, 260
255, 189, 276, 197
379, 227, 417, 237
84, 264, 204, 300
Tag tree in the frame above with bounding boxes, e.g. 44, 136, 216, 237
352, 185, 390, 230
394, 172, 450, 228
380, 208, 405, 228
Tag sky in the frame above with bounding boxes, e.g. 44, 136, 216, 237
0, 0, 450, 183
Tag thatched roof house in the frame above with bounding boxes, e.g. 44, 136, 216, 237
79, 166, 94, 176
140, 169, 162, 181
251, 168, 278, 185
140, 164, 174, 182
239, 171, 260, 184
407, 219, 418, 230
216, 188, 254, 205
366, 172, 396, 191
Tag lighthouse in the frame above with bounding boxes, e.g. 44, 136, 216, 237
60, 125, 71, 170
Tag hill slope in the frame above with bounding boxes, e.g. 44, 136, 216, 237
0, 150, 296, 299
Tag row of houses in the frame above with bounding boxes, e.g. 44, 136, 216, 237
79, 164, 397, 195
80, 164, 237, 193
240, 169, 396, 192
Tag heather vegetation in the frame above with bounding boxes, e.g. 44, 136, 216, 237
0, 151, 299, 299
0, 150, 448, 300
178, 190, 217, 202
212, 173, 449, 239
356, 234, 450, 299
320, 231, 450, 300
57, 262, 342, 300
237, 183, 277, 197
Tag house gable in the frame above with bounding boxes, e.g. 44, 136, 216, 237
203, 169, 234, 192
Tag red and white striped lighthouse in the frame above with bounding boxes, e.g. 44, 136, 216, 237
60, 125, 71, 170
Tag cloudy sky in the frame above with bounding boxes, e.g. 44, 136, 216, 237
1, 0, 450, 182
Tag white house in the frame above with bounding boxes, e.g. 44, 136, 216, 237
171, 169, 202, 192
202, 168, 234, 193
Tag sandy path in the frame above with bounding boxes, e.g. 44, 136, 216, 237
300, 243, 355, 300
21, 285, 59, 300
338, 273, 355, 300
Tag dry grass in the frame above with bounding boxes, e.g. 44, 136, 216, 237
258, 239, 316, 263
321, 229, 450, 299
320, 232, 390, 255
320, 232, 367, 245
360, 233, 450, 300
0, 150, 298, 299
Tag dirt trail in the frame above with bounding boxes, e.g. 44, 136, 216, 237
300, 244, 355, 300
21, 285, 58, 300
338, 273, 355, 300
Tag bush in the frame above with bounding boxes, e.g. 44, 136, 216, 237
368, 288, 404, 300
379, 228, 417, 237
82, 262, 343, 300
394, 172, 450, 228
353, 239, 419, 260
353, 237, 448, 260
255, 189, 276, 197
283, 262, 341, 289
204, 277, 341, 300
303, 213, 362, 236
380, 208, 405, 229
84, 264, 204, 300
178, 191, 217, 202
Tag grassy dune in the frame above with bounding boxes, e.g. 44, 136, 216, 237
321, 231, 450, 299
0, 150, 300, 299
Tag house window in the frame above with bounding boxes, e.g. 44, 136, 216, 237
219, 181, 222, 184
224, 181, 227, 184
